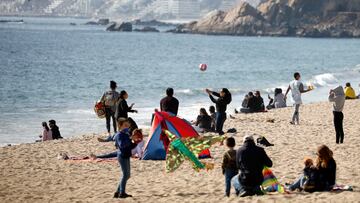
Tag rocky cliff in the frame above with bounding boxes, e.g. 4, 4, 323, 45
180, 0, 360, 37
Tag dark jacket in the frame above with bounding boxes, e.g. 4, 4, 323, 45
254, 96, 265, 112
247, 97, 257, 112
195, 115, 212, 130
209, 92, 230, 113
316, 158, 336, 191
51, 125, 63, 139
222, 149, 237, 174
160, 96, 179, 116
115, 99, 135, 119
115, 128, 137, 159
236, 141, 273, 187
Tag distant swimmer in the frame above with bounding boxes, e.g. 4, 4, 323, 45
284, 72, 312, 125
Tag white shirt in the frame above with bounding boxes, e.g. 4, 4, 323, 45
289, 80, 303, 104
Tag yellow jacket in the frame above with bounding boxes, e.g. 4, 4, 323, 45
344, 87, 356, 99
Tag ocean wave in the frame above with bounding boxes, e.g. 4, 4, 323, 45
308, 73, 338, 87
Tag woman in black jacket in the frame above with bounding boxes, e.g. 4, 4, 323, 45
115, 91, 138, 120
206, 88, 232, 135
315, 145, 336, 191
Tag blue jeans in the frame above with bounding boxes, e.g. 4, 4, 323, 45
225, 169, 238, 196
117, 152, 131, 194
216, 112, 226, 135
96, 151, 117, 159
289, 174, 307, 191
231, 175, 262, 196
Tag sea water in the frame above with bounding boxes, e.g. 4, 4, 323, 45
1, 17, 360, 145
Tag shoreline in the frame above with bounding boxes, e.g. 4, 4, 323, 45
1, 100, 359, 202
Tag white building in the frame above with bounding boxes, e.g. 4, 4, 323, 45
169, 0, 200, 19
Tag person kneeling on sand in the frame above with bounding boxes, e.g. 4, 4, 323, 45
231, 135, 273, 197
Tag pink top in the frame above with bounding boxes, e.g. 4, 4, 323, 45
42, 129, 53, 141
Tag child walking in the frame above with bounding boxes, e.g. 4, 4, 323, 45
222, 137, 238, 197
114, 118, 142, 198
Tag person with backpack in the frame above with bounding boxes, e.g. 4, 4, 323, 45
206, 88, 232, 135
101, 81, 120, 136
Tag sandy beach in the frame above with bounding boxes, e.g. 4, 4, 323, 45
1, 100, 360, 203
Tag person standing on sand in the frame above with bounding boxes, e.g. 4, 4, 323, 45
101, 81, 120, 136
160, 88, 179, 116
206, 88, 232, 135
114, 118, 142, 199
222, 137, 238, 197
284, 72, 311, 125
329, 86, 345, 144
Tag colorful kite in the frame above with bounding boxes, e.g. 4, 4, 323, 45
262, 166, 286, 193
164, 130, 224, 172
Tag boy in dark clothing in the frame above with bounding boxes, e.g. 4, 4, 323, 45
160, 88, 179, 116
49, 120, 62, 139
222, 137, 238, 197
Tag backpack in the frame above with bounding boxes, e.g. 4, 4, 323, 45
103, 90, 119, 107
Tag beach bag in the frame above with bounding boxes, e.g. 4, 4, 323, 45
257, 136, 274, 147
94, 101, 106, 119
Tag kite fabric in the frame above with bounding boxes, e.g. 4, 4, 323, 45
262, 166, 286, 193
164, 130, 224, 172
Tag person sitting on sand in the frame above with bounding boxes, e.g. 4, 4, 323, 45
267, 88, 286, 110
239, 92, 255, 113
93, 129, 144, 159
241, 94, 249, 108
329, 86, 345, 144
209, 106, 216, 131
287, 158, 317, 191
222, 137, 238, 197
344, 82, 357, 99
192, 108, 212, 133
315, 145, 337, 191
98, 117, 138, 142
160, 88, 179, 116
49, 120, 62, 139
231, 135, 273, 197
41, 122, 52, 141
284, 72, 311, 125
206, 88, 232, 135
101, 80, 120, 136
114, 118, 142, 199
254, 91, 265, 112
287, 145, 336, 193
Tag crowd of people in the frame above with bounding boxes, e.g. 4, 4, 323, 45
43, 73, 358, 199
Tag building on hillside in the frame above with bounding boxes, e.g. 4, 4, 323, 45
169, 0, 200, 19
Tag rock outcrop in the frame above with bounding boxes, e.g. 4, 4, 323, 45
133, 26, 160, 32
106, 22, 133, 32
176, 0, 360, 38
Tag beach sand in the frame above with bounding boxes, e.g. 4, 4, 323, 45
1, 100, 360, 203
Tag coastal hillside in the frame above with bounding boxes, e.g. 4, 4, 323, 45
180, 0, 360, 37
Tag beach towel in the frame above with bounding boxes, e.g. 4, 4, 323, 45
262, 166, 286, 193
